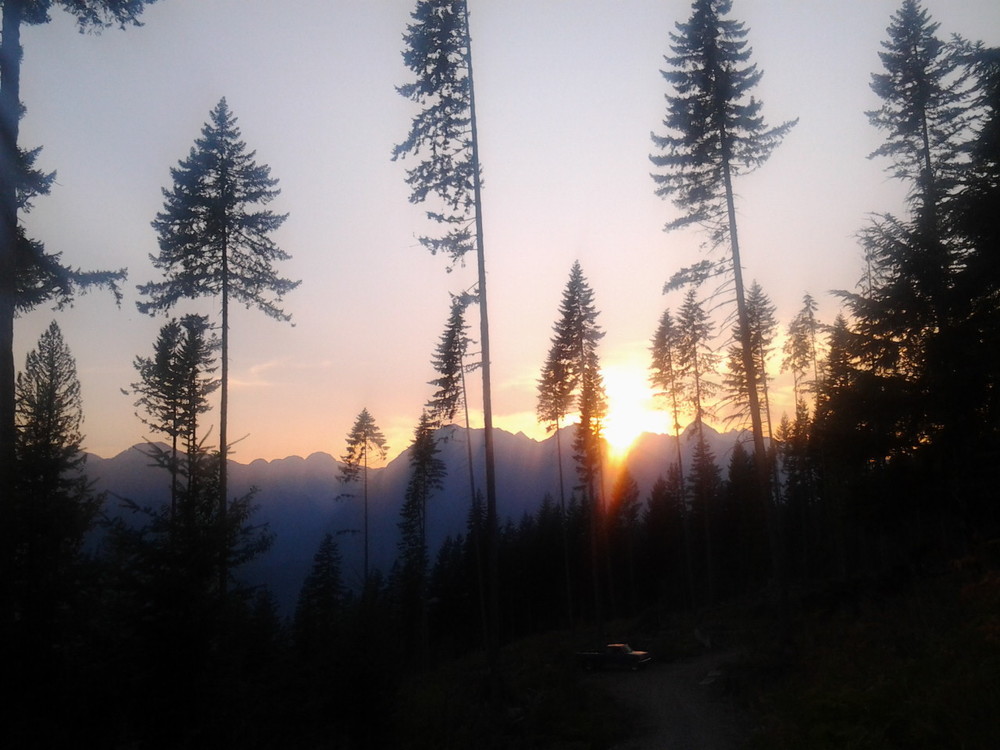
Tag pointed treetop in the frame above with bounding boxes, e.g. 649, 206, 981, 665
650, 0, 797, 245
339, 408, 389, 482
426, 293, 475, 425
137, 97, 297, 320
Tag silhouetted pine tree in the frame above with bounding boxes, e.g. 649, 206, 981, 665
777, 401, 819, 580
540, 261, 607, 625
841, 1, 974, 456
427, 294, 475, 426
9, 321, 101, 733
947, 42, 1000, 533
781, 293, 823, 409
675, 291, 722, 604
724, 281, 778, 439
608, 469, 641, 616
426, 294, 482, 579
294, 532, 346, 660
725, 440, 766, 591
650, 308, 688, 494
813, 315, 878, 576
676, 290, 719, 430
0, 0, 156, 550
396, 411, 446, 661
690, 431, 722, 606
643, 470, 692, 610
104, 449, 272, 748
138, 98, 298, 591
132, 315, 219, 519
650, 0, 796, 487
394, 0, 502, 669
339, 408, 389, 583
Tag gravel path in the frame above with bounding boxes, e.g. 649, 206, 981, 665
598, 650, 751, 750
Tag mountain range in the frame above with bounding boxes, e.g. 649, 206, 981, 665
88, 423, 757, 614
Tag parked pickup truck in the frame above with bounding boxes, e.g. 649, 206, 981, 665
575, 643, 651, 671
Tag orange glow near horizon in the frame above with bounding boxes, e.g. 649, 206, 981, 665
601, 363, 664, 463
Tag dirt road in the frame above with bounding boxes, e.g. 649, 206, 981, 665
598, 650, 751, 750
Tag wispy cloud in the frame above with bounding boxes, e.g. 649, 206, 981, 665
231, 358, 336, 389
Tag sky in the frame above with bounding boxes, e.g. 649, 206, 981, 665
14, 0, 1000, 463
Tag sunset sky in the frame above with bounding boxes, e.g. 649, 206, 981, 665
14, 0, 1000, 463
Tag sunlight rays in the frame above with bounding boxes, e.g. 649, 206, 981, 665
601, 362, 663, 462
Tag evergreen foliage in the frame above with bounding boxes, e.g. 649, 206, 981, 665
11, 321, 99, 671
650, 0, 797, 246
538, 262, 607, 490
1, 0, 152, 530
294, 532, 345, 658
131, 314, 219, 514
394, 0, 501, 669
649, 307, 685, 436
3, 3, 1000, 746
400, 411, 446, 575
339, 407, 389, 581
867, 0, 971, 215
650, 0, 796, 513
138, 98, 296, 321
138, 97, 296, 589
724, 281, 778, 436
13, 145, 125, 314
676, 289, 719, 427
393, 0, 476, 263
537, 262, 608, 625
781, 293, 822, 407
426, 293, 474, 425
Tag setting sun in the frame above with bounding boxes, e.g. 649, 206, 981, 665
601, 363, 665, 461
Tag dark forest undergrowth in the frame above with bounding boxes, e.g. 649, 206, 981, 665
747, 550, 1000, 749
384, 544, 1000, 750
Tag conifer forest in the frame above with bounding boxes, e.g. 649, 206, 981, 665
2, 1, 999, 748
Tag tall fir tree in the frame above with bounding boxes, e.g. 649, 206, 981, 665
649, 304, 691, 591
831, 2, 991, 490
138, 98, 298, 588
674, 291, 722, 605
294, 532, 345, 659
397, 410, 446, 661
339, 408, 388, 582
724, 281, 778, 438
538, 261, 607, 625
690, 428, 721, 605
676, 290, 719, 433
426, 293, 474, 426
12, 320, 99, 644
867, 0, 970, 223
650, 0, 796, 487
1, 1, 148, 585
950, 41, 1000, 483
131, 315, 219, 519
394, 0, 502, 668
781, 293, 822, 409
400, 411, 446, 577
538, 262, 608, 504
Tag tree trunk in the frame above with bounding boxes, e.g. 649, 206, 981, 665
0, 3, 23, 633
555, 422, 574, 627
721, 140, 787, 624
0, 0, 23, 522
463, 3, 500, 677
219, 232, 229, 597
363, 450, 369, 582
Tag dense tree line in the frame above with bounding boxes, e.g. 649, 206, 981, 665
2, 1, 997, 747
